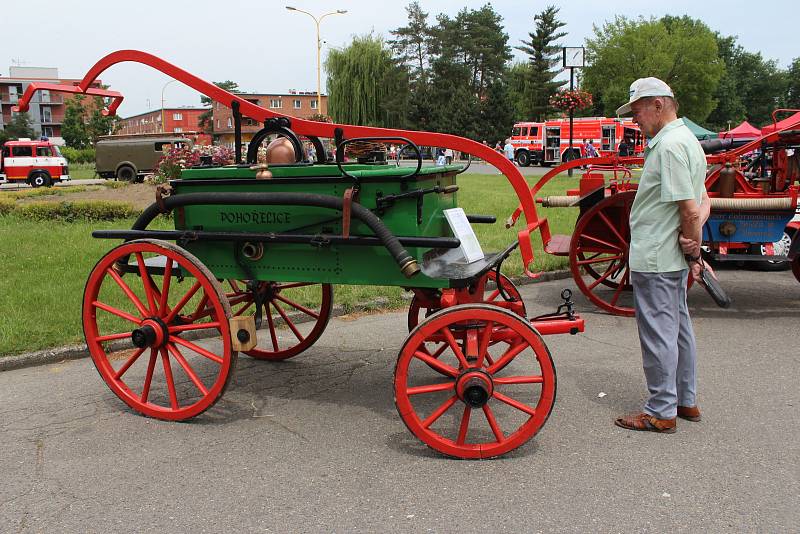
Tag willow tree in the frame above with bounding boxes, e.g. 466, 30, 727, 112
325, 34, 408, 127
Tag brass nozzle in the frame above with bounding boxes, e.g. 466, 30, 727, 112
250, 163, 272, 180
400, 259, 420, 278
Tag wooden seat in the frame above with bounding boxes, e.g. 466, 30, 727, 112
544, 234, 572, 256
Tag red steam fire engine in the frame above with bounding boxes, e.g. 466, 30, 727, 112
509, 117, 644, 166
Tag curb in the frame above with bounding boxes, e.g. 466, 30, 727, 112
0, 269, 572, 373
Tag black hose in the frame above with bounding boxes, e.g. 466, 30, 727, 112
132, 192, 420, 277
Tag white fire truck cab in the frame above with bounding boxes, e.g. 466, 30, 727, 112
509, 117, 645, 166
0, 138, 71, 187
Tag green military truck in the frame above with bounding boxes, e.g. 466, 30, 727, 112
95, 135, 192, 182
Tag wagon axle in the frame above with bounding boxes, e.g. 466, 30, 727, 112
131, 317, 169, 349
456, 370, 494, 408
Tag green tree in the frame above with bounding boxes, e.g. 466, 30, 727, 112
3, 112, 36, 140
515, 5, 567, 121
326, 34, 409, 127
389, 2, 433, 130
786, 58, 800, 110
583, 15, 724, 121
479, 79, 516, 144
199, 81, 240, 133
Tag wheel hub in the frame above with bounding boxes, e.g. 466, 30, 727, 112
131, 317, 168, 349
456, 369, 494, 408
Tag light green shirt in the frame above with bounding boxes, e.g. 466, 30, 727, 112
629, 118, 707, 272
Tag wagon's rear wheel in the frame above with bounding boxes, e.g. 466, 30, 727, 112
569, 191, 635, 316
394, 304, 556, 459
223, 280, 333, 360
407, 271, 526, 331
83, 239, 236, 421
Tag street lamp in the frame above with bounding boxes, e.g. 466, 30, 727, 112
161, 79, 178, 133
285, 6, 347, 114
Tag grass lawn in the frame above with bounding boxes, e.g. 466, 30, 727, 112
70, 162, 99, 180
0, 171, 579, 356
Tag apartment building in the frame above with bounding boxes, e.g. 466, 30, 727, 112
117, 107, 208, 136
0, 66, 103, 145
212, 90, 328, 146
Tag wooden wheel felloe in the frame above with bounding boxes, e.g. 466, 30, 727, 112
394, 304, 556, 459
224, 280, 333, 360
83, 239, 236, 421
407, 271, 526, 331
569, 191, 635, 316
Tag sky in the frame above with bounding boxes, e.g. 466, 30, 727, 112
1, 0, 795, 118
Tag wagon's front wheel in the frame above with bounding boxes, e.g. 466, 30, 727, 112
224, 280, 333, 360
394, 304, 556, 459
83, 239, 237, 421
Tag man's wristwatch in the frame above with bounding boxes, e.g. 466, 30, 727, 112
685, 253, 702, 263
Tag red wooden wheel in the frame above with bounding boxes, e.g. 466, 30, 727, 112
223, 280, 333, 360
407, 271, 526, 331
394, 304, 556, 459
83, 239, 236, 421
569, 191, 636, 316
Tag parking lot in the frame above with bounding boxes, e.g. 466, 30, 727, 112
1, 268, 797, 532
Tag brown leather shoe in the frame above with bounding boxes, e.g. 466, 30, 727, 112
677, 405, 701, 422
614, 412, 676, 433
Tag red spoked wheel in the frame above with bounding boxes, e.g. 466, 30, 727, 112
83, 239, 236, 421
394, 304, 556, 459
223, 280, 333, 360
569, 191, 635, 316
407, 271, 526, 331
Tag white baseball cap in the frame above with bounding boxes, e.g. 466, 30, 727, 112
616, 77, 674, 115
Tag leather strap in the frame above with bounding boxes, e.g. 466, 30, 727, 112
342, 187, 357, 238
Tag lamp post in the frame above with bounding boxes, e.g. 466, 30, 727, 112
562, 46, 585, 177
161, 79, 178, 133
285, 6, 347, 114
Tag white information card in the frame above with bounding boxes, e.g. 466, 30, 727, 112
443, 208, 484, 263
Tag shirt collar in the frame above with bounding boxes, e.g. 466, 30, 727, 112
647, 118, 684, 148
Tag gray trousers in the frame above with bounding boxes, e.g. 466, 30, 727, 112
631, 270, 697, 419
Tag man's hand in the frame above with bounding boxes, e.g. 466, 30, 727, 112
679, 233, 701, 258
690, 258, 717, 282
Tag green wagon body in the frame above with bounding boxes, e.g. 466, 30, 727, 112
172, 163, 464, 288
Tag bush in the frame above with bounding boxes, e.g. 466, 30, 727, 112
152, 145, 236, 184
61, 146, 96, 165
13, 200, 138, 222
0, 198, 14, 216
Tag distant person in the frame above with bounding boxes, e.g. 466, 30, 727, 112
444, 148, 454, 165
503, 139, 515, 164
618, 137, 632, 157
584, 139, 599, 158
436, 149, 446, 166
495, 141, 503, 152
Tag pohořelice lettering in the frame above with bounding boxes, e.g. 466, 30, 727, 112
219, 211, 291, 224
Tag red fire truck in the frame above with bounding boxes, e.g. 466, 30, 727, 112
0, 138, 71, 187
509, 117, 645, 166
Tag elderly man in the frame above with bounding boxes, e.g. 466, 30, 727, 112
614, 77, 712, 433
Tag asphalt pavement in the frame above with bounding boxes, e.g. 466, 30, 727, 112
1, 267, 798, 532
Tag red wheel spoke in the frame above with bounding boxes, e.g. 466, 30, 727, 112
482, 404, 505, 443
494, 391, 537, 417
189, 293, 210, 321
487, 340, 528, 374
440, 327, 470, 369
228, 280, 243, 292
160, 348, 180, 410
406, 381, 456, 396
166, 343, 208, 396
274, 294, 320, 319
494, 375, 544, 385
135, 252, 158, 314
227, 294, 251, 308
170, 336, 224, 364
96, 331, 133, 342
265, 304, 279, 351
581, 233, 623, 252
421, 395, 458, 429
577, 253, 623, 266
93, 300, 142, 325
610, 276, 626, 306
159, 257, 173, 314
140, 349, 158, 403
275, 282, 313, 290
106, 267, 148, 318
486, 288, 501, 302
587, 261, 620, 290
412, 350, 458, 377
476, 320, 494, 368
113, 347, 145, 380
164, 281, 202, 324
169, 322, 221, 334
272, 300, 304, 342
456, 405, 471, 445
233, 301, 254, 317
597, 210, 627, 248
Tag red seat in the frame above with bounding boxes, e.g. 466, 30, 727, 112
544, 234, 572, 256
